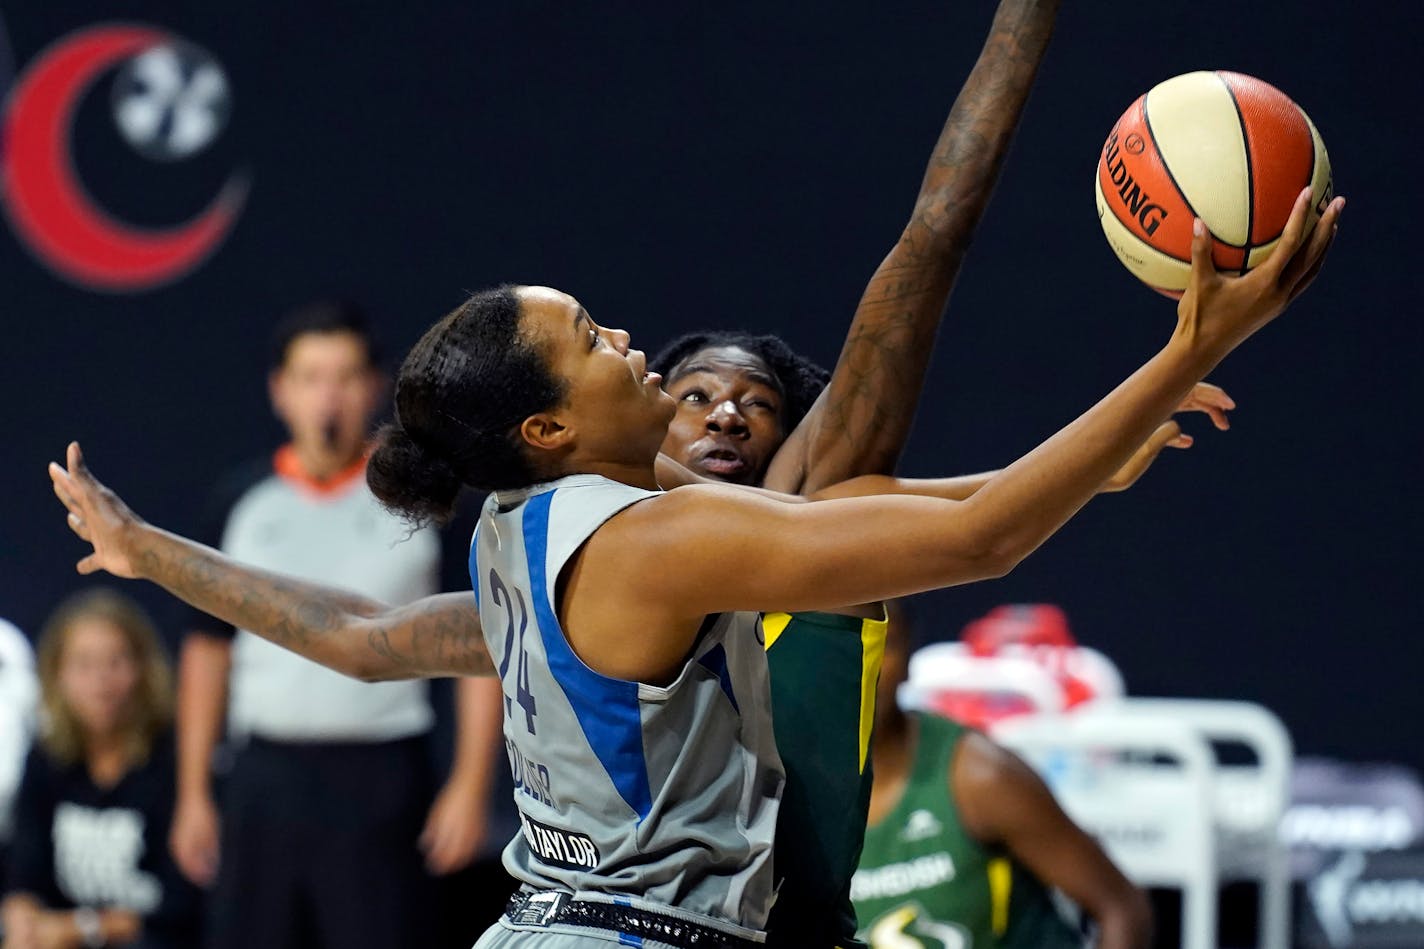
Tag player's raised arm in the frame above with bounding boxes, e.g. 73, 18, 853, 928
48, 443, 491, 681
765, 0, 1061, 495
615, 195, 1341, 627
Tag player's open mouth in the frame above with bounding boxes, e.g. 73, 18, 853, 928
699, 448, 747, 477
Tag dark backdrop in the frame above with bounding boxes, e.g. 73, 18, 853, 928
3, 2, 1420, 772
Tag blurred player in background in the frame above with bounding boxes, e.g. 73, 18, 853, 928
852, 600, 1151, 949
167, 303, 507, 949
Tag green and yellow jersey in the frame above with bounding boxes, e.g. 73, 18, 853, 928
852, 714, 1080, 949
762, 609, 887, 949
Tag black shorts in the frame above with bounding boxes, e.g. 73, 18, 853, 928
208, 736, 436, 949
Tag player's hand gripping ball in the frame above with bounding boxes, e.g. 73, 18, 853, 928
1096, 71, 1333, 298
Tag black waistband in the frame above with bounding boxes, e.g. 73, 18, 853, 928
504, 891, 762, 949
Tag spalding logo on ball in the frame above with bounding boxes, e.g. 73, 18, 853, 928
1096, 70, 1333, 299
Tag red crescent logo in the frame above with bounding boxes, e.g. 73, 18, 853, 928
1, 25, 245, 292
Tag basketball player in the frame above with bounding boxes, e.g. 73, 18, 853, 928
852, 601, 1151, 949
51, 187, 1342, 946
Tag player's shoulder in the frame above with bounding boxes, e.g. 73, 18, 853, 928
951, 726, 1059, 842
592, 482, 721, 537
948, 723, 1048, 815
953, 728, 1023, 788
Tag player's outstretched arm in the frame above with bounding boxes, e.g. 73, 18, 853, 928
613, 193, 1342, 627
765, 0, 1061, 495
953, 732, 1152, 949
809, 382, 1234, 502
48, 443, 491, 681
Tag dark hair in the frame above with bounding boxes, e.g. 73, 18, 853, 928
367, 285, 566, 526
649, 331, 830, 431
269, 300, 381, 370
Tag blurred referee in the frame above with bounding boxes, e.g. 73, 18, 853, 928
167, 303, 510, 949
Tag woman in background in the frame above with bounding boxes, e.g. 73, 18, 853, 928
2, 591, 198, 949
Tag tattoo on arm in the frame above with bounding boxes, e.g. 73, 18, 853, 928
365, 595, 493, 678
788, 0, 1061, 494
138, 530, 490, 679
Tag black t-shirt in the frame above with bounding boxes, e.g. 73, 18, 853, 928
5, 735, 201, 948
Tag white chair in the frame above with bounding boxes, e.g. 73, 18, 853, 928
1110, 698, 1293, 949
992, 709, 1219, 949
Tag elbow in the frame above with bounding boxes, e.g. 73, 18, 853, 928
992, 543, 1035, 579
348, 656, 404, 683
928, 542, 1019, 586
979, 559, 1016, 581
352, 667, 410, 684
328, 644, 392, 684
351, 665, 389, 684
966, 533, 1030, 582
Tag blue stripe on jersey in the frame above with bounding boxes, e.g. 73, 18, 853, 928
468, 525, 481, 610
523, 490, 654, 821
697, 643, 739, 714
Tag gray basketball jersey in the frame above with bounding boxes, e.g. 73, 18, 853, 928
472, 474, 783, 939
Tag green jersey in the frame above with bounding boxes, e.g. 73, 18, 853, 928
763, 610, 887, 949
852, 714, 1081, 949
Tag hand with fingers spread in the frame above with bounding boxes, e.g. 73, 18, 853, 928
1103, 381, 1235, 492
49, 442, 146, 579
1176, 381, 1235, 432
1177, 187, 1344, 355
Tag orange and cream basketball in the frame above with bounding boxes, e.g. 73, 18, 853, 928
1096, 71, 1333, 298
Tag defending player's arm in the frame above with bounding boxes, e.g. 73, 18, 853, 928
810, 382, 1234, 502
47, 454, 491, 681
954, 733, 1152, 949
764, 0, 1061, 495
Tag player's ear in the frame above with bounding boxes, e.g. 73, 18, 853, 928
520, 412, 572, 453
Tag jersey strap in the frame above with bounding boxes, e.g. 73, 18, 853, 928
522, 488, 653, 822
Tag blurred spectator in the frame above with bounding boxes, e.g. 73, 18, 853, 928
2, 590, 199, 949
0, 620, 39, 897
852, 601, 1151, 949
168, 302, 507, 949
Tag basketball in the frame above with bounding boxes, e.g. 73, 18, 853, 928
1096, 71, 1333, 298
